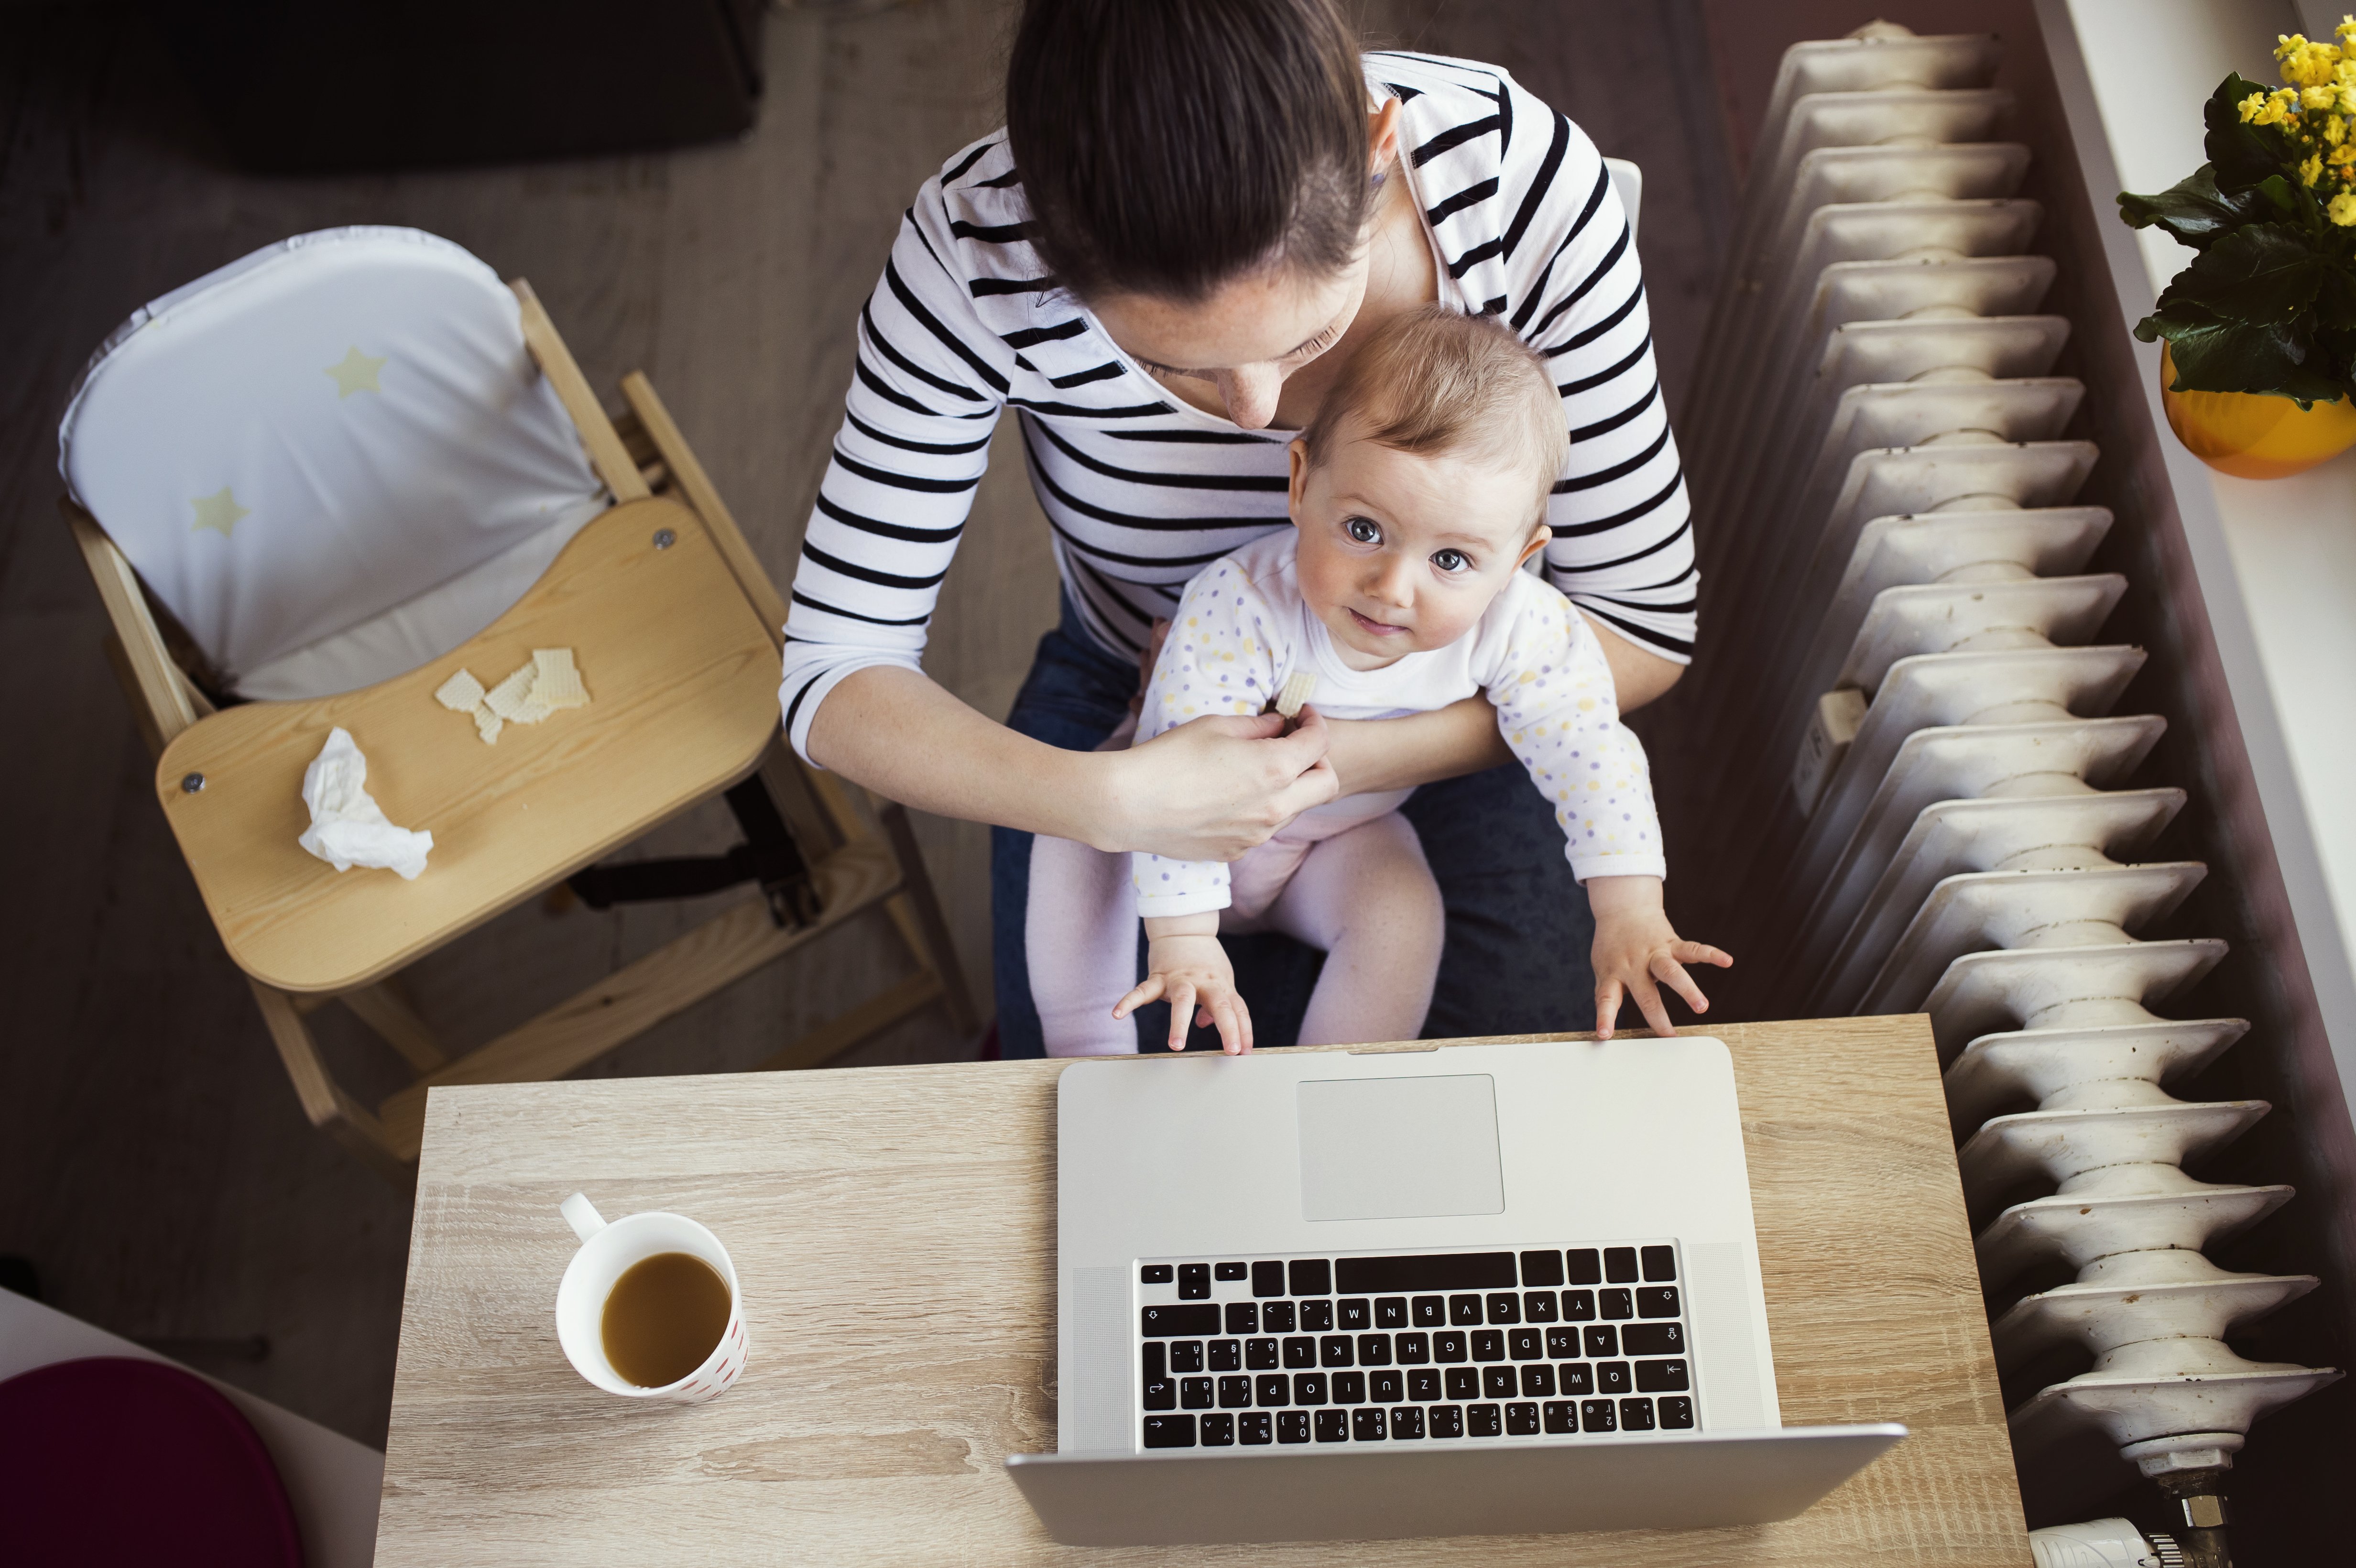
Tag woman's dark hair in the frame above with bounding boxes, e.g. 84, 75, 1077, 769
1005, 0, 1373, 303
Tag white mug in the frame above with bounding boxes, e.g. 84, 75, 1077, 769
556, 1193, 748, 1403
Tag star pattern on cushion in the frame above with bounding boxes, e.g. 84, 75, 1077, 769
191, 485, 250, 537
325, 345, 386, 398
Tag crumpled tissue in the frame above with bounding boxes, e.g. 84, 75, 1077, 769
296, 727, 433, 879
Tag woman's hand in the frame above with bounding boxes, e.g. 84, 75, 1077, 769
1100, 706, 1338, 861
1116, 914, 1253, 1053
1586, 875, 1732, 1040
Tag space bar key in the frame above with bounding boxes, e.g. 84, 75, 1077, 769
1332, 1252, 1518, 1293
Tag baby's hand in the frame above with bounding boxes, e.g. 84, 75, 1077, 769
1115, 914, 1254, 1054
1585, 875, 1732, 1041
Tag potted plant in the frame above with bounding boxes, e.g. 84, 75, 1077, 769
2119, 20, 2356, 478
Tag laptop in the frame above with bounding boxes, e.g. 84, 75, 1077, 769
1005, 1035, 1905, 1547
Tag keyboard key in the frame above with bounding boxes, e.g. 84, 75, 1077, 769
1240, 1411, 1273, 1444
1142, 1342, 1167, 1381
1225, 1302, 1258, 1336
1543, 1399, 1577, 1435
1566, 1249, 1603, 1286
1584, 1325, 1618, 1359
1604, 1247, 1639, 1284
1352, 1407, 1388, 1442
1333, 1252, 1516, 1293
1558, 1362, 1594, 1395
1202, 1412, 1235, 1445
1180, 1377, 1213, 1409
1293, 1373, 1327, 1405
1314, 1410, 1349, 1443
1582, 1398, 1617, 1432
1375, 1296, 1408, 1329
1471, 1330, 1505, 1362
1143, 1376, 1176, 1411
1620, 1397, 1655, 1431
1430, 1404, 1465, 1438
1448, 1294, 1484, 1326
1597, 1361, 1631, 1395
1252, 1260, 1287, 1298
1357, 1333, 1392, 1366
1288, 1259, 1332, 1296
1143, 1414, 1195, 1448
1319, 1335, 1354, 1368
1658, 1396, 1695, 1430
1215, 1261, 1248, 1282
1371, 1369, 1403, 1402
1412, 1296, 1446, 1327
1394, 1332, 1429, 1364
1434, 1331, 1468, 1363
1505, 1401, 1541, 1436
1179, 1263, 1211, 1299
1524, 1291, 1560, 1323
1333, 1371, 1365, 1404
1300, 1300, 1335, 1333
1256, 1373, 1289, 1406
1391, 1405, 1425, 1439
1246, 1337, 1279, 1370
1519, 1249, 1566, 1287
1637, 1287, 1680, 1320
1218, 1375, 1252, 1408
1635, 1359, 1689, 1393
1209, 1339, 1241, 1372
1508, 1328, 1543, 1361
1278, 1411, 1310, 1444
1621, 1323, 1684, 1356
1408, 1367, 1442, 1401
1546, 1327, 1580, 1359
1484, 1292, 1520, 1325
1444, 1367, 1480, 1400
1261, 1300, 1297, 1333
1282, 1337, 1316, 1370
1141, 1264, 1174, 1285
1641, 1245, 1677, 1283
1141, 1304, 1222, 1337
1171, 1340, 1206, 1373
1521, 1364, 1555, 1398
1467, 1403, 1503, 1437
1481, 1366, 1516, 1400
1338, 1298, 1371, 1330
1563, 1290, 1597, 1322
1600, 1289, 1634, 1321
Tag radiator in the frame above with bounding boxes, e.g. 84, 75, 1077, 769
1676, 20, 2341, 1539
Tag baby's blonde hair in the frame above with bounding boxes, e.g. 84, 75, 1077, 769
1299, 305, 1568, 522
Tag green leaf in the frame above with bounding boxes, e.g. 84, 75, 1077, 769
2118, 163, 2276, 250
2317, 269, 2356, 332
2138, 301, 2349, 406
2204, 72, 2289, 192
2159, 222, 2332, 323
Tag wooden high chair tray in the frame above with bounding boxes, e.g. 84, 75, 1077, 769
155, 496, 781, 994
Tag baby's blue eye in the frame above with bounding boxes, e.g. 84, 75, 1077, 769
1344, 517, 1380, 544
1432, 549, 1470, 573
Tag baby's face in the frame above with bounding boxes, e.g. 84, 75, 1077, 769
1287, 421, 1549, 670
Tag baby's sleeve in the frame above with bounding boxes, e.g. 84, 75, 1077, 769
1130, 560, 1286, 919
1490, 590, 1669, 883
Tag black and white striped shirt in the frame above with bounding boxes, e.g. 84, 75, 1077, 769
779, 51, 1696, 762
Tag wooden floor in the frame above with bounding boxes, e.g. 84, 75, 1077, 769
0, 0, 1731, 1448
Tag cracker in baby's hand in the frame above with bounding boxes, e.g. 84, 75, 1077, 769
484, 662, 552, 726
1273, 670, 1317, 720
435, 669, 487, 713
527, 647, 589, 710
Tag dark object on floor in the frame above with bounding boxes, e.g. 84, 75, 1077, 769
0, 1358, 302, 1566
152, 0, 764, 173
0, 1256, 39, 1300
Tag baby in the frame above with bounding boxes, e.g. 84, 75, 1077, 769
1026, 306, 1727, 1054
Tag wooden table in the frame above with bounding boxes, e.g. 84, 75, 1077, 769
375, 1020, 2032, 1565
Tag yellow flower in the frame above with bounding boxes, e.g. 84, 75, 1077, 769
2331, 191, 2356, 225
2249, 87, 2301, 125
2241, 89, 2268, 122
2340, 15, 2356, 46
2330, 114, 2351, 146
2307, 84, 2342, 109
2278, 34, 2343, 88
2303, 152, 2327, 186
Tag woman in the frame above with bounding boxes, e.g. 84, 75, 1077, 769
780, 0, 1696, 1054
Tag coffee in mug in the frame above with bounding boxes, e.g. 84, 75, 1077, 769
602, 1252, 733, 1389
556, 1193, 748, 1402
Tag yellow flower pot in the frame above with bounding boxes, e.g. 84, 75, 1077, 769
2159, 342, 2356, 479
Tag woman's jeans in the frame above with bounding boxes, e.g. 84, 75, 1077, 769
990, 596, 1596, 1057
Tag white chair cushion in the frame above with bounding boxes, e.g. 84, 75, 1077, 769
58, 226, 607, 698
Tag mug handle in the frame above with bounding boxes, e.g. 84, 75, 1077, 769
561, 1192, 606, 1243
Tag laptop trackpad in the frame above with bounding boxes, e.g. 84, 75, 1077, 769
1297, 1075, 1505, 1221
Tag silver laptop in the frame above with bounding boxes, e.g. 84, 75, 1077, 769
1005, 1036, 1905, 1546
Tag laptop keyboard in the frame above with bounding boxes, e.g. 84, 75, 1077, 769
1134, 1245, 1694, 1451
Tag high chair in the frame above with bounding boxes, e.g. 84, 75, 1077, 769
58, 227, 976, 1177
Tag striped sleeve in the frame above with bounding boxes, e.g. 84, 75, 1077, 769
777, 176, 1014, 762
1499, 84, 1697, 662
